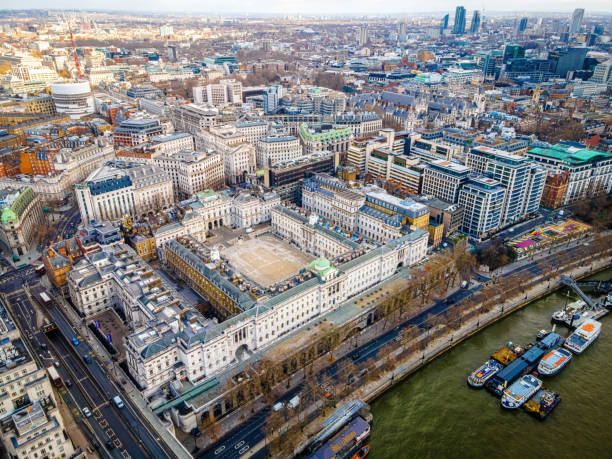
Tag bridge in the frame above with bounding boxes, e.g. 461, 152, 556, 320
560, 275, 598, 308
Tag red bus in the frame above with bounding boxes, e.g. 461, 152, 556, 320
39, 291, 53, 308
46, 366, 62, 387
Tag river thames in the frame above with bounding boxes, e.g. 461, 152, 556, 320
369, 268, 612, 459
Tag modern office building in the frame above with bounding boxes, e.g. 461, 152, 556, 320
590, 60, 612, 85
453, 6, 466, 35
458, 176, 506, 239
470, 11, 481, 34
570, 8, 585, 35
263, 85, 283, 113
113, 117, 164, 147
421, 159, 470, 204
441, 14, 449, 33
50, 80, 95, 119
466, 146, 546, 224
503, 44, 525, 63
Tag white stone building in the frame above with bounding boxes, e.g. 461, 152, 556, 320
76, 161, 174, 223
256, 134, 303, 167
231, 191, 281, 228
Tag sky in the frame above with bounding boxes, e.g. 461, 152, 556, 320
3, 0, 612, 15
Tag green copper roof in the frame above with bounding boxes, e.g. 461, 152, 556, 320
528, 145, 612, 165
299, 123, 352, 142
1, 186, 35, 224
1, 208, 17, 225
308, 258, 336, 278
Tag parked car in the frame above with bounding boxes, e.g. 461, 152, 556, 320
71, 337, 79, 346
81, 407, 91, 417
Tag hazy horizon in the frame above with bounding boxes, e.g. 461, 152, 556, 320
1, 1, 612, 16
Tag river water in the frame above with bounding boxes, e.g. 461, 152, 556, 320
369, 268, 612, 459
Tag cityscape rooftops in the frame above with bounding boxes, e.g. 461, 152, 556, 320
427, 159, 471, 176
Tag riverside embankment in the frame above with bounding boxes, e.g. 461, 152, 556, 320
368, 265, 612, 459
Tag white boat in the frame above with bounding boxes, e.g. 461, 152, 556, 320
537, 348, 572, 376
552, 300, 606, 329
501, 374, 542, 409
564, 319, 602, 354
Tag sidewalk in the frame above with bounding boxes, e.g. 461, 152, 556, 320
248, 253, 612, 458
50, 286, 193, 459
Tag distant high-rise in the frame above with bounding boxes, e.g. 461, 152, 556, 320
570, 8, 584, 35
519, 17, 528, 33
453, 6, 466, 35
441, 13, 449, 32
503, 43, 525, 63
358, 25, 368, 47
399, 22, 407, 36
470, 11, 481, 34
264, 85, 283, 113
552, 19, 561, 33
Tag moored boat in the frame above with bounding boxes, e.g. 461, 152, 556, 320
523, 389, 561, 420
501, 374, 542, 409
467, 359, 504, 388
552, 300, 607, 329
537, 348, 572, 376
564, 319, 602, 354
351, 445, 370, 459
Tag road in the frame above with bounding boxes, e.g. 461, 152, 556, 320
203, 240, 591, 458
2, 272, 175, 459
43, 291, 174, 458
200, 279, 488, 459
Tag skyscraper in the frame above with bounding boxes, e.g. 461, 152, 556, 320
453, 6, 466, 35
470, 11, 481, 34
514, 17, 528, 37
399, 22, 407, 36
570, 8, 584, 35
441, 13, 449, 33
358, 25, 368, 47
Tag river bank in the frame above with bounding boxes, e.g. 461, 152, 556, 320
368, 266, 612, 459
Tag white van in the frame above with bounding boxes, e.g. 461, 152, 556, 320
113, 396, 124, 408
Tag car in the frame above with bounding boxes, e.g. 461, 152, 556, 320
113, 396, 124, 408
81, 407, 91, 417
53, 361, 60, 368
82, 354, 92, 364
106, 440, 115, 450
65, 379, 72, 387
71, 337, 79, 346
40, 343, 47, 350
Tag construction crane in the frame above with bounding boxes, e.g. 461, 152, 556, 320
66, 20, 82, 80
